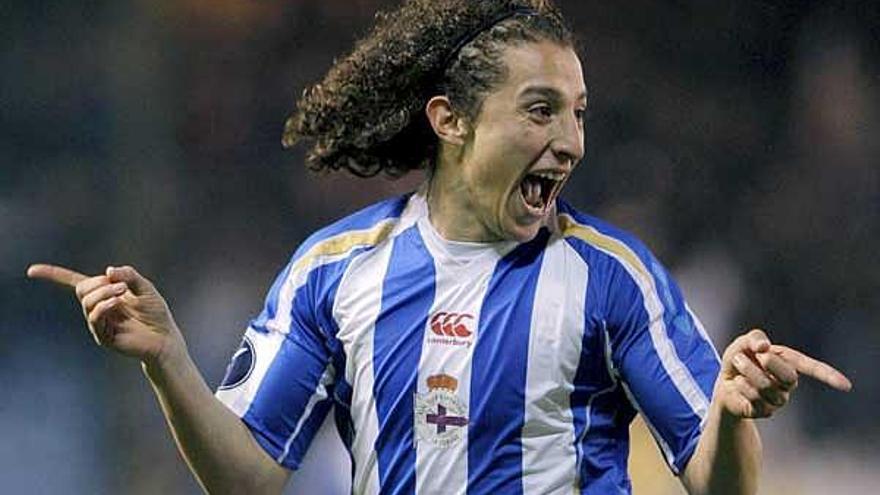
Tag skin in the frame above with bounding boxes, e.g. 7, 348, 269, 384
426, 40, 586, 243
682, 329, 851, 495
426, 40, 852, 495
26, 264, 290, 494
27, 41, 851, 495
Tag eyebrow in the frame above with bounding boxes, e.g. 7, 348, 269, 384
518, 85, 588, 103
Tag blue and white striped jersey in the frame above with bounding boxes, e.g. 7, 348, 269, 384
215, 191, 721, 494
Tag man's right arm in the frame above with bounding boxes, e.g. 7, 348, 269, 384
27, 264, 289, 494
142, 336, 289, 494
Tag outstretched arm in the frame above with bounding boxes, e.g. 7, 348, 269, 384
27, 264, 290, 494
682, 329, 852, 495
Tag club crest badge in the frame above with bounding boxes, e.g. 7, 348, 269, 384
414, 374, 469, 448
218, 336, 255, 390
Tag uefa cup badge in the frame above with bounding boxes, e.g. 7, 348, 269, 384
414, 373, 469, 448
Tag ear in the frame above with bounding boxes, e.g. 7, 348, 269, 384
425, 95, 469, 146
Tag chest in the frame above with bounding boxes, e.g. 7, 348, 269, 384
332, 237, 603, 409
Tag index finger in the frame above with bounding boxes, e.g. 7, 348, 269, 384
26, 263, 88, 288
771, 344, 853, 392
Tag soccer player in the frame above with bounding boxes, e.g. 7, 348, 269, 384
28, 1, 852, 494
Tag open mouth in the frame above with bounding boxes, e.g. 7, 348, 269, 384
519, 170, 566, 212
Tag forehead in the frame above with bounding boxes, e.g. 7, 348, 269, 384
495, 41, 586, 102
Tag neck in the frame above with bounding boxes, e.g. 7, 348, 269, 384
426, 163, 499, 243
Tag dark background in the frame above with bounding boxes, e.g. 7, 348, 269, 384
2, 1, 877, 493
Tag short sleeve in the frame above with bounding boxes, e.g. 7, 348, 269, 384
215, 256, 340, 470
603, 249, 721, 474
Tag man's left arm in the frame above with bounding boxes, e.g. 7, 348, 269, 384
682, 329, 853, 495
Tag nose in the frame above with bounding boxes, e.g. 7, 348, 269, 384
551, 111, 585, 166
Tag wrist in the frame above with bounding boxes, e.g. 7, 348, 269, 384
711, 395, 762, 456
713, 377, 751, 424
142, 332, 191, 384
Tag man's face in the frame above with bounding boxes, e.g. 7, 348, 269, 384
459, 40, 586, 242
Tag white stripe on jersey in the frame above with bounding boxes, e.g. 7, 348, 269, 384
216, 238, 318, 414
521, 236, 589, 494
215, 217, 400, 417
560, 215, 710, 418
216, 316, 289, 415
559, 214, 710, 472
413, 219, 501, 495
217, 194, 425, 434
334, 239, 397, 495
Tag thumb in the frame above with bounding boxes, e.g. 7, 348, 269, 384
106, 265, 154, 295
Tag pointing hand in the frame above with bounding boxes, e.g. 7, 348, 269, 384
27, 263, 185, 366
716, 329, 852, 419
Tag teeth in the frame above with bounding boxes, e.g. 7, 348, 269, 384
531, 170, 565, 181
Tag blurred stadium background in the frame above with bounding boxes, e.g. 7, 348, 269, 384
2, 0, 878, 493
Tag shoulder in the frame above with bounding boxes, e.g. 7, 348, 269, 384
554, 198, 660, 282
286, 192, 424, 280
293, 194, 413, 258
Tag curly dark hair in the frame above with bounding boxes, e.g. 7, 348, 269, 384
282, 0, 575, 178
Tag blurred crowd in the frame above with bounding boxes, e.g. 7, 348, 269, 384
2, 1, 877, 493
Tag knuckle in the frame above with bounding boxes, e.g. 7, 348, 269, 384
89, 299, 112, 322
725, 343, 746, 361
731, 352, 747, 367
82, 292, 103, 313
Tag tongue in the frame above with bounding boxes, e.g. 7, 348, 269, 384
521, 176, 544, 209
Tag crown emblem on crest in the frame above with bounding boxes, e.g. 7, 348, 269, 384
426, 373, 458, 392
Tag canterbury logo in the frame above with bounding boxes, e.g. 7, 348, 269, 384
430, 312, 474, 338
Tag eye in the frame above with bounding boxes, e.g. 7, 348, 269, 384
528, 103, 553, 121
574, 108, 587, 124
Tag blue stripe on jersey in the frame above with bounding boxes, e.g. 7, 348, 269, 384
373, 226, 435, 495
569, 234, 701, 473
570, 276, 635, 493
558, 200, 719, 474
579, 389, 636, 494
241, 255, 353, 469
292, 194, 410, 262
645, 258, 720, 401
333, 390, 357, 480
467, 230, 549, 495
593, 240, 716, 473
313, 248, 359, 466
